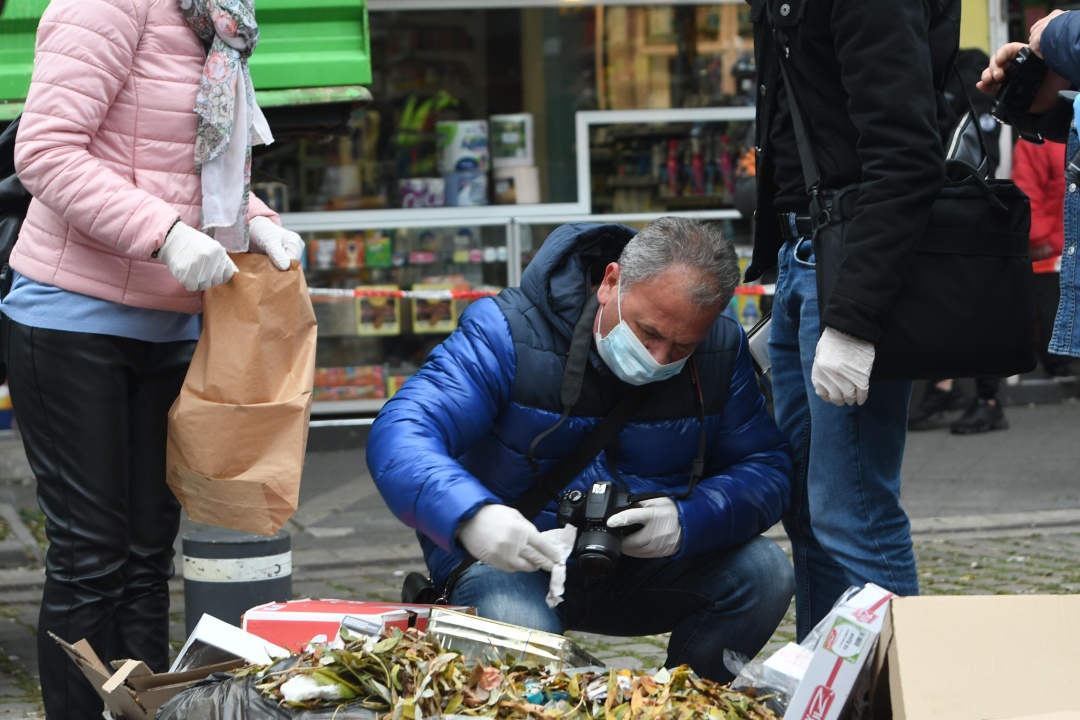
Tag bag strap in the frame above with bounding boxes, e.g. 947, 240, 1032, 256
513, 382, 649, 520
772, 30, 830, 228
946, 66, 992, 174
772, 28, 998, 226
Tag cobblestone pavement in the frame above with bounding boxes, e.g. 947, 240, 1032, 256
3, 526, 1080, 718
3, 400, 1079, 717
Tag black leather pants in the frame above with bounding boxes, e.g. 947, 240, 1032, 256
1, 316, 195, 720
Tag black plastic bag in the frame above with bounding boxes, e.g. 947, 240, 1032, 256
156, 672, 288, 720
155, 658, 382, 720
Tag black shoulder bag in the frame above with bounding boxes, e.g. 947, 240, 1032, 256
0, 114, 32, 385
0, 114, 28, 298
401, 293, 655, 605
773, 31, 1037, 380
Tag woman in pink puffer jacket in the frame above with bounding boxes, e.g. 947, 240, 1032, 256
1, 1, 303, 716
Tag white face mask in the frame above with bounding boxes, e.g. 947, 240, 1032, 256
594, 280, 689, 385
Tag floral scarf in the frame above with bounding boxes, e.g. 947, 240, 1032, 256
179, 0, 274, 250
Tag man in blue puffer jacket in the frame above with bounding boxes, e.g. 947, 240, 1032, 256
367, 217, 794, 682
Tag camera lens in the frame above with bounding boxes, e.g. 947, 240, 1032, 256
574, 528, 622, 578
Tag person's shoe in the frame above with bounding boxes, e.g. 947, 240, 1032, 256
908, 385, 967, 431
950, 397, 1009, 435
1043, 360, 1077, 382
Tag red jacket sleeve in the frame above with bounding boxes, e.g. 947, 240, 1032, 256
1011, 139, 1065, 258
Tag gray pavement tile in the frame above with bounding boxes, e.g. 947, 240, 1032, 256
1, 400, 1079, 713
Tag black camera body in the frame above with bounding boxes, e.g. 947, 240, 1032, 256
557, 481, 641, 578
991, 46, 1048, 144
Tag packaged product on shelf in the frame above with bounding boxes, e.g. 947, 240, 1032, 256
737, 295, 761, 330
364, 232, 393, 269
490, 113, 534, 168
309, 238, 338, 270
398, 178, 446, 208
493, 165, 540, 204
451, 228, 472, 263
444, 170, 489, 206
335, 236, 364, 269
312, 384, 386, 402
312, 365, 386, 402
310, 294, 358, 337
356, 285, 402, 336
385, 369, 417, 399
436, 120, 489, 174
411, 282, 459, 334
407, 228, 445, 265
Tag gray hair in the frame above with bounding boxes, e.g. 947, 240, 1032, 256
617, 216, 740, 308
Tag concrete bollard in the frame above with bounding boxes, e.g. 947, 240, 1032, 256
182, 528, 292, 636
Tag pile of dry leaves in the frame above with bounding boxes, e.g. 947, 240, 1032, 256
238, 627, 778, 719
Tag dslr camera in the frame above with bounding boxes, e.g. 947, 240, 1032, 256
556, 481, 642, 578
990, 46, 1048, 143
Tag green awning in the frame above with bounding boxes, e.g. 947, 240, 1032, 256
0, 0, 47, 113
0, 0, 371, 120
249, 0, 372, 90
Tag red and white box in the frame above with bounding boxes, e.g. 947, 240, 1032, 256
785, 583, 895, 720
241, 599, 472, 653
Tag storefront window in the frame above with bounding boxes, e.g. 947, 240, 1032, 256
247, 2, 758, 414
252, 3, 755, 214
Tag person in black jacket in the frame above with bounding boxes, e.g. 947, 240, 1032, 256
747, 0, 960, 639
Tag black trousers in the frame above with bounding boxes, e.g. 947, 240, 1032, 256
1033, 271, 1072, 371
1, 316, 194, 720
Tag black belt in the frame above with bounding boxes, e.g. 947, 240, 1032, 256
777, 212, 814, 240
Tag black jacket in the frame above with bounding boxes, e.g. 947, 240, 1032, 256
746, 0, 961, 343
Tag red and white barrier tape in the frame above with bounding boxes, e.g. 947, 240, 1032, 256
308, 284, 776, 301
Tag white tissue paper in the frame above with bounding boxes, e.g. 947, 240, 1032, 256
543, 525, 579, 608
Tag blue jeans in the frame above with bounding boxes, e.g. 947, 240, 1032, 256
770, 238, 918, 640
449, 535, 793, 683
1051, 127, 1080, 358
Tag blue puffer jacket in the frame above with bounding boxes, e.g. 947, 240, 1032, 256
367, 223, 793, 590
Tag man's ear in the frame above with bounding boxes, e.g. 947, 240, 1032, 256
596, 262, 620, 305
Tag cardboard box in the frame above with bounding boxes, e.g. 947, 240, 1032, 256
52, 614, 289, 719
871, 595, 1080, 720
241, 599, 474, 653
786, 583, 895, 720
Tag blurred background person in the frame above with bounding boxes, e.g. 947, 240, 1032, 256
1011, 137, 1075, 379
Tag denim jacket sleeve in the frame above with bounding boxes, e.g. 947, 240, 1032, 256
1042, 11, 1080, 87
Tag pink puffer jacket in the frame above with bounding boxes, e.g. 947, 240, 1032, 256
12, 0, 278, 313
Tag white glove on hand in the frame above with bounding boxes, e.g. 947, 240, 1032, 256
249, 216, 305, 271
811, 326, 875, 406
606, 497, 683, 558
457, 504, 562, 574
159, 221, 238, 292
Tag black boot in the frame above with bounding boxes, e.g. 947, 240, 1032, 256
950, 397, 1008, 435
908, 385, 966, 431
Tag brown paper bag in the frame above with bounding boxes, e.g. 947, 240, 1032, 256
166, 253, 317, 536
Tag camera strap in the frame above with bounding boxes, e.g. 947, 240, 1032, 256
518, 289, 651, 520
437, 292, 650, 602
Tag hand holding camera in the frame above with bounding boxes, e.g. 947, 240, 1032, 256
557, 481, 684, 577
988, 46, 1049, 143
607, 497, 683, 559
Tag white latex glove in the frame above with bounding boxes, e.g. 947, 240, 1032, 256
158, 221, 238, 292
811, 326, 875, 406
457, 504, 562, 574
606, 497, 683, 558
249, 215, 305, 271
